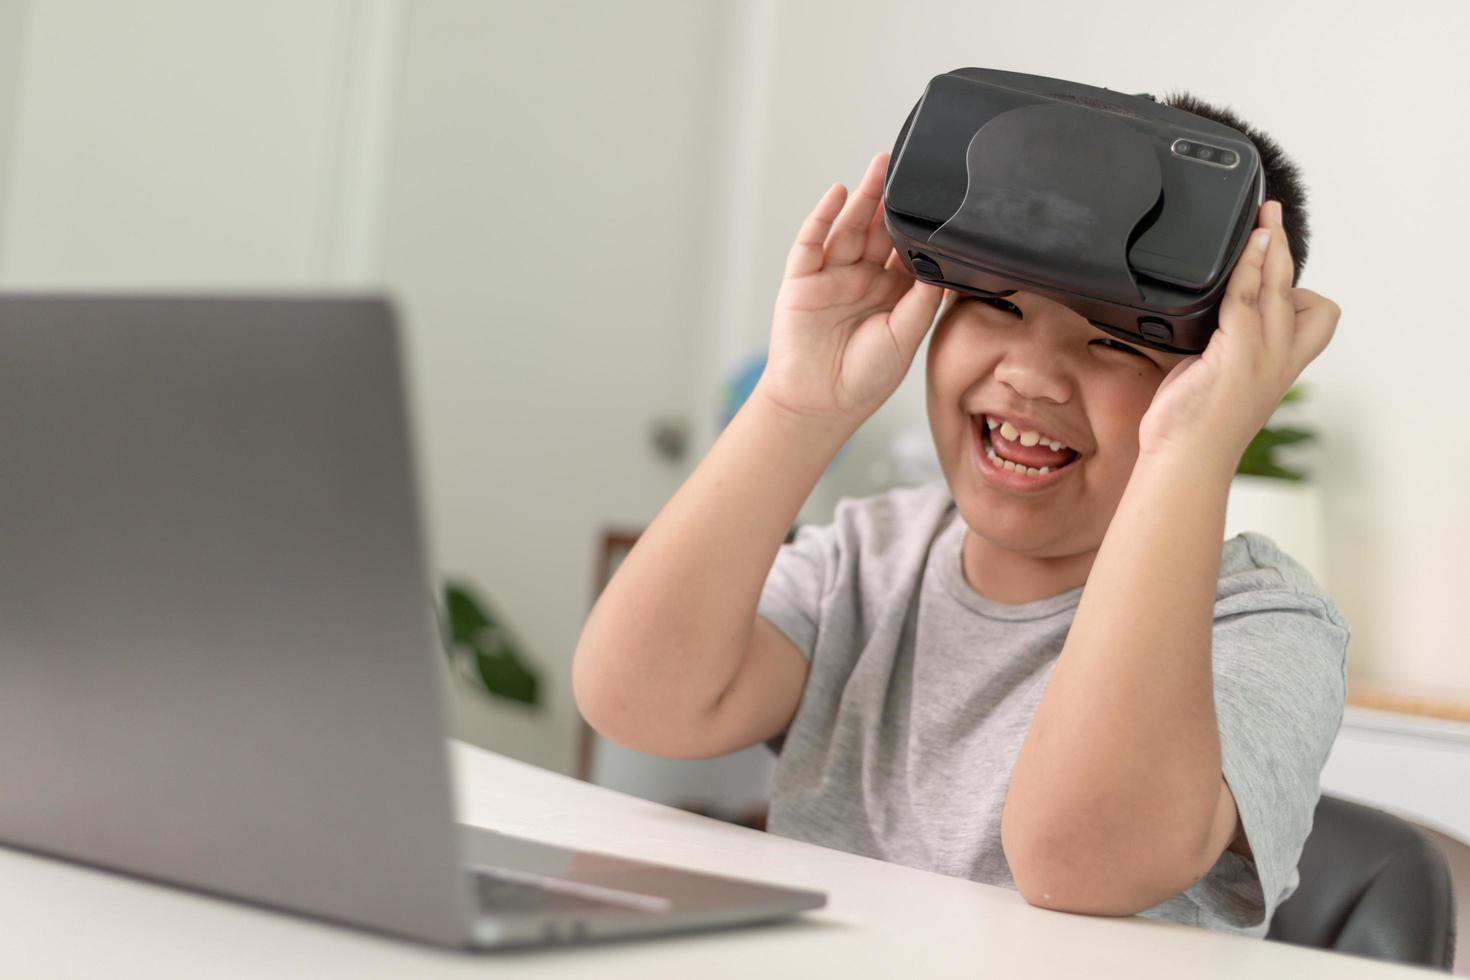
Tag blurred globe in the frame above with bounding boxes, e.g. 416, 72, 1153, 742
716, 349, 850, 467
717, 351, 769, 433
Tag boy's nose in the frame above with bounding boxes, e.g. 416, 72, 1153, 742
992, 346, 1073, 405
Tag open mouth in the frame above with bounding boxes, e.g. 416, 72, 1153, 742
974, 416, 1081, 483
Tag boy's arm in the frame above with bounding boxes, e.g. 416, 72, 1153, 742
574, 151, 941, 762
1000, 449, 1239, 914
572, 394, 850, 759
1001, 199, 1338, 915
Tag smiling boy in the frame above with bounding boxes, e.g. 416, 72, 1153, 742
573, 95, 1346, 936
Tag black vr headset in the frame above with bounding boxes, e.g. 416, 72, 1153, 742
884, 67, 1266, 354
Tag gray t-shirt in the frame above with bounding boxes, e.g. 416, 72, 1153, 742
757, 480, 1349, 937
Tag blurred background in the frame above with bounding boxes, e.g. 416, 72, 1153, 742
0, 0, 1465, 823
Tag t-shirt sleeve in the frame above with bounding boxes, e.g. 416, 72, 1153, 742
1177, 587, 1350, 933
755, 520, 838, 663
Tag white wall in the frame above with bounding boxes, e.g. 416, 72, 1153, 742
0, 1, 26, 251
707, 0, 1470, 702
0, 0, 381, 287
378, 1, 730, 773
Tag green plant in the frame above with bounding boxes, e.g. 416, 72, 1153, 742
440, 581, 541, 707
1236, 384, 1316, 481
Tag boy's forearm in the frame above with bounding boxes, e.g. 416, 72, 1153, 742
572, 390, 852, 740
1001, 448, 1235, 913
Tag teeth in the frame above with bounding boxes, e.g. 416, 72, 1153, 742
985, 440, 1056, 479
984, 415, 1071, 453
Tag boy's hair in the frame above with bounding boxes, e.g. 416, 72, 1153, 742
1159, 90, 1311, 286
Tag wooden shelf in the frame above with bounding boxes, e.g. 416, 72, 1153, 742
1347, 687, 1470, 725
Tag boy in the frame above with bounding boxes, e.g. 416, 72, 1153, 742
573, 92, 1345, 937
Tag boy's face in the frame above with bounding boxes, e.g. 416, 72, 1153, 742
926, 291, 1188, 557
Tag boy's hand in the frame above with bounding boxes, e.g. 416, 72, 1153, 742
755, 152, 945, 430
1137, 199, 1341, 475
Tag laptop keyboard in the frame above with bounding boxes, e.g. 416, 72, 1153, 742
471, 869, 666, 917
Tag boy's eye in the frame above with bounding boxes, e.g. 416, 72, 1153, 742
970, 297, 1156, 363
1091, 337, 1148, 358
974, 296, 1022, 317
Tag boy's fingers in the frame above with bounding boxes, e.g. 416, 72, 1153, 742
825, 153, 888, 266
784, 182, 846, 279
1258, 202, 1296, 360
887, 280, 945, 361
1221, 225, 1269, 343
862, 194, 894, 265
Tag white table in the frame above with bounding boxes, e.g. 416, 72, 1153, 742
0, 740, 1442, 978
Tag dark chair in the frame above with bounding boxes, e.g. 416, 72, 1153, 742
1268, 794, 1457, 972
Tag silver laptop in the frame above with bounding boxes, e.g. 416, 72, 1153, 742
0, 293, 824, 949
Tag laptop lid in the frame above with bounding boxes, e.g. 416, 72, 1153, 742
0, 293, 473, 947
